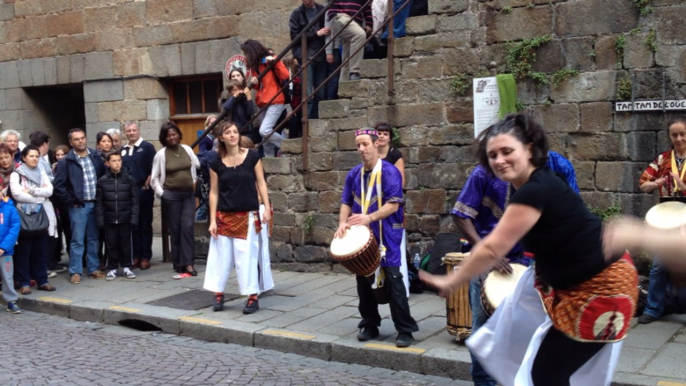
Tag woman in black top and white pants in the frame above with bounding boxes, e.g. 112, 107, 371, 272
203, 121, 273, 314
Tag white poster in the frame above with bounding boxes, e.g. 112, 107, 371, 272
473, 77, 501, 138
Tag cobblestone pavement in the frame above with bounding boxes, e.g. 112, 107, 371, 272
0, 311, 468, 386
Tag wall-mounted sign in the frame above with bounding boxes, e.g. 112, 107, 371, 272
473, 77, 501, 138
616, 100, 686, 112
225, 54, 254, 82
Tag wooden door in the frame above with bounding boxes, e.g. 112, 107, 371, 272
171, 117, 207, 153
168, 75, 223, 153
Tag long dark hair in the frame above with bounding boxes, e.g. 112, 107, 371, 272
476, 113, 549, 172
240, 39, 270, 73
229, 68, 247, 89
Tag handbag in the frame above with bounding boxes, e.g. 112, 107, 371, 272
16, 204, 49, 234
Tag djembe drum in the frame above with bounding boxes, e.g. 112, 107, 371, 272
443, 252, 472, 341
646, 200, 686, 287
330, 225, 380, 277
480, 263, 528, 317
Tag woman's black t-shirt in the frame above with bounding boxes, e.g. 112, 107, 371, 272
210, 149, 260, 212
510, 167, 607, 289
383, 148, 402, 165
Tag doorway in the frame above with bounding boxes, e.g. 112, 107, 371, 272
23, 84, 85, 145
168, 75, 223, 152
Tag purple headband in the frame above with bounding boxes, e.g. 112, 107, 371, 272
355, 129, 378, 137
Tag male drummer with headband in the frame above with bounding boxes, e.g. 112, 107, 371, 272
453, 151, 577, 386
334, 128, 418, 348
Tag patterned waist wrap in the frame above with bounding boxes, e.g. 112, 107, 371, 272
535, 253, 638, 343
216, 210, 261, 239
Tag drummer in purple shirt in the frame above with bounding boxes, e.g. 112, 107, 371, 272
452, 150, 578, 386
334, 128, 418, 348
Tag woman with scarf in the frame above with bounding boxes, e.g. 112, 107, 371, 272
11, 146, 57, 294
0, 144, 17, 195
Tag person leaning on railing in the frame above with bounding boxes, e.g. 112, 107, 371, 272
326, 0, 373, 82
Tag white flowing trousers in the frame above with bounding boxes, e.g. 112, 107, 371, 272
467, 266, 623, 386
257, 204, 275, 293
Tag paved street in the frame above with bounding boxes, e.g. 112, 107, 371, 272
0, 311, 468, 386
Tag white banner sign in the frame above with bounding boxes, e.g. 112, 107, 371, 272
616, 99, 686, 112
473, 77, 500, 138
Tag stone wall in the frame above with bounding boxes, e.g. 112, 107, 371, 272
267, 0, 686, 271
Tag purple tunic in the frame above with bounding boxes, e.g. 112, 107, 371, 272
341, 160, 404, 267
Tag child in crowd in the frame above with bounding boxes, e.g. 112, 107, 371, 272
0, 191, 22, 313
95, 152, 139, 281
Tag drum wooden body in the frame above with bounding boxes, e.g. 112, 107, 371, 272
443, 252, 472, 340
330, 226, 380, 276
480, 263, 527, 317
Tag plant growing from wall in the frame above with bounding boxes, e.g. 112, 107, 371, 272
633, 0, 652, 15
645, 29, 657, 52
304, 214, 314, 236
391, 126, 401, 147
450, 74, 470, 96
615, 34, 626, 68
616, 77, 633, 100
501, 6, 512, 14
515, 101, 527, 112
505, 35, 552, 81
590, 203, 622, 222
551, 69, 579, 88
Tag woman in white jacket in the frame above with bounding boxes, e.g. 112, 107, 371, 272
151, 122, 200, 279
11, 145, 57, 294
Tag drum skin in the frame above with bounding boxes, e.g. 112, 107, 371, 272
480, 263, 528, 317
443, 252, 472, 340
330, 226, 381, 276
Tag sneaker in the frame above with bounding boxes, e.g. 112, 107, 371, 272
123, 268, 136, 279
89, 270, 106, 279
213, 293, 224, 312
356, 326, 379, 342
106, 270, 117, 281
70, 274, 81, 284
243, 296, 259, 314
638, 314, 657, 324
349, 72, 361, 80
47, 271, 58, 279
396, 332, 413, 348
6, 302, 21, 314
53, 265, 68, 273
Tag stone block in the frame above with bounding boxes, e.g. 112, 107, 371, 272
361, 58, 391, 79
147, 0, 193, 24
0, 110, 22, 132
651, 6, 686, 45
317, 190, 341, 213
531, 39, 564, 74
0, 42, 20, 63
530, 103, 579, 132
368, 103, 445, 127
40, 0, 73, 15
30, 58, 45, 86
96, 28, 134, 52
631, 69, 666, 100
274, 242, 294, 262
17, 59, 32, 87
14, 1, 41, 17
293, 245, 328, 263
193, 0, 216, 18
117, 1, 146, 29
318, 99, 350, 119
267, 174, 304, 193
20, 298, 71, 318
406, 14, 437, 36
416, 79, 453, 103
419, 163, 470, 190
0, 90, 5, 111
429, 124, 473, 146
84, 102, 98, 124
304, 171, 339, 191
146, 99, 169, 121
84, 79, 124, 103
46, 11, 85, 37
338, 79, 371, 99
413, 31, 470, 51
238, 9, 293, 50
429, 0, 469, 14
113, 48, 151, 77
271, 191, 288, 209
406, 189, 448, 214
328, 116, 369, 132
4, 88, 22, 110
581, 191, 618, 213
262, 157, 291, 175
624, 33, 654, 69
338, 130, 356, 151
311, 213, 339, 230
579, 102, 613, 132
43, 57, 57, 85
594, 35, 621, 70
418, 215, 441, 236
560, 37, 595, 72
618, 193, 658, 218
442, 47, 480, 76
485, 7, 552, 43
281, 138, 303, 155
421, 348, 472, 380
149, 44, 182, 77
625, 131, 657, 162
56, 56, 70, 84
84, 51, 114, 80
595, 162, 645, 193
331, 339, 423, 374
0, 61, 20, 90
550, 71, 618, 103
255, 329, 337, 361
69, 302, 106, 323
394, 37, 413, 58
332, 151, 360, 172
446, 101, 474, 124
0, 4, 15, 21
303, 152, 333, 172
133, 25, 174, 47
180, 319, 257, 346
568, 133, 623, 161
83, 5, 117, 33
57, 33, 97, 55
402, 56, 443, 79
437, 12, 478, 32
572, 161, 595, 191
556, 0, 638, 37
123, 78, 168, 100
209, 37, 242, 73
308, 135, 338, 154
121, 100, 148, 121
171, 17, 238, 45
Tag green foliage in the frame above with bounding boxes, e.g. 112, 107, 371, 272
617, 77, 632, 100
633, 0, 652, 15
475, 69, 491, 78
551, 69, 579, 87
615, 34, 626, 68
529, 71, 549, 86
590, 203, 622, 222
645, 29, 657, 52
391, 127, 401, 147
515, 101, 527, 112
450, 74, 470, 96
589, 49, 596, 58
304, 214, 314, 235
542, 100, 552, 107
502, 6, 512, 14
505, 35, 552, 80
526, 2, 535, 8
629, 27, 642, 36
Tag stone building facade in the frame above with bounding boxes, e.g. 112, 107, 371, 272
0, 0, 685, 270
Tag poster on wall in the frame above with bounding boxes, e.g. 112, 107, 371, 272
225, 54, 253, 83
473, 77, 500, 138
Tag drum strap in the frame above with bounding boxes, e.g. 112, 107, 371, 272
360, 159, 386, 288
671, 150, 686, 193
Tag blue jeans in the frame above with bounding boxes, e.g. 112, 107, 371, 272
644, 257, 669, 319
258, 104, 286, 157
307, 61, 328, 119
68, 202, 100, 276
326, 49, 342, 100
469, 278, 497, 386
381, 0, 413, 39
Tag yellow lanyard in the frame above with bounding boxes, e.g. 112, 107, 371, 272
360, 160, 385, 258
671, 150, 686, 193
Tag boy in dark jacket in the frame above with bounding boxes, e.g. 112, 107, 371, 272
0, 193, 22, 313
95, 152, 139, 281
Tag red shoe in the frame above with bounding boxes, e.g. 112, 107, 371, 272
30, 280, 37, 287
172, 273, 192, 280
